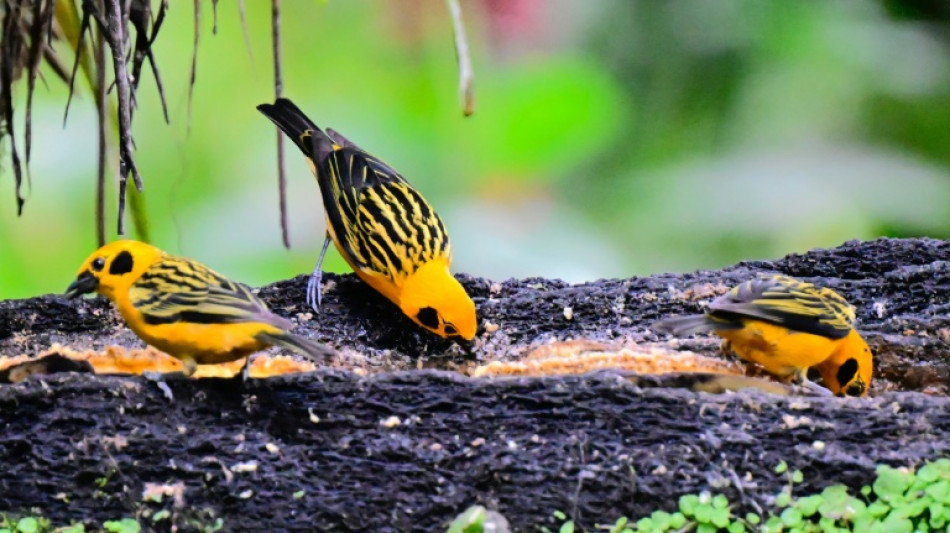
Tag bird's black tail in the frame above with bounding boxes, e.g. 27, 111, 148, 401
257, 98, 335, 161
255, 330, 338, 364
651, 314, 726, 337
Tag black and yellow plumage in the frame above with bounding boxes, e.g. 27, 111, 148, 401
701, 275, 856, 339
66, 240, 337, 377
258, 98, 476, 340
653, 274, 873, 396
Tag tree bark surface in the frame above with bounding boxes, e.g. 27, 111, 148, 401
0, 237, 948, 532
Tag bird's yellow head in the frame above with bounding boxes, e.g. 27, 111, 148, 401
65, 240, 163, 302
398, 260, 477, 340
815, 330, 873, 397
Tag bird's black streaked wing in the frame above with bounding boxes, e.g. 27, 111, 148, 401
129, 257, 291, 329
708, 275, 854, 339
344, 181, 450, 282
320, 143, 450, 282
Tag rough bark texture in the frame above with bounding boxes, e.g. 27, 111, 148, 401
1, 237, 949, 532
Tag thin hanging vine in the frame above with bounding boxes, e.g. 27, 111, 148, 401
0, 1, 477, 246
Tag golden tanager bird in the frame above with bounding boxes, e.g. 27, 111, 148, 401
65, 240, 337, 377
652, 274, 872, 397
257, 98, 477, 341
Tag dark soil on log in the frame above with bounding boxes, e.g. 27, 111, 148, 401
1, 237, 949, 531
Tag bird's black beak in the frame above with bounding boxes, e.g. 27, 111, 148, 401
455, 337, 475, 357
65, 271, 99, 299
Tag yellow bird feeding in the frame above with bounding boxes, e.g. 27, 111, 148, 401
65, 240, 337, 377
652, 274, 872, 397
258, 98, 477, 340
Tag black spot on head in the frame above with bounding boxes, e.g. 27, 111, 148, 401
109, 250, 135, 275
444, 324, 457, 336
91, 257, 106, 272
416, 307, 440, 330
836, 358, 859, 390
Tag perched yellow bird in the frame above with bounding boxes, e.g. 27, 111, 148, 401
652, 275, 873, 397
258, 98, 477, 340
65, 240, 337, 377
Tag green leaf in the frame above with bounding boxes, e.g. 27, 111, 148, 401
781, 507, 803, 527
727, 522, 746, 533
879, 513, 913, 533
925, 480, 949, 503
446, 505, 486, 533
745, 513, 761, 525
918, 462, 941, 483
817, 485, 853, 519
776, 490, 792, 508
792, 470, 804, 484
763, 516, 784, 533
817, 516, 837, 532
669, 512, 687, 529
902, 494, 931, 518
775, 461, 789, 474
15, 518, 38, 533
693, 504, 712, 524
103, 519, 141, 533
634, 517, 652, 532
873, 466, 912, 502
795, 495, 822, 517
710, 507, 731, 528
712, 494, 729, 509
866, 500, 891, 518
679, 495, 700, 516
648, 511, 670, 530
607, 516, 628, 533
558, 521, 574, 533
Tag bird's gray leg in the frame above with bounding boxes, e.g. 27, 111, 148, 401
306, 234, 332, 312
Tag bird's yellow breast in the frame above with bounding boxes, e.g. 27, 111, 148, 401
714, 319, 841, 379
113, 294, 278, 365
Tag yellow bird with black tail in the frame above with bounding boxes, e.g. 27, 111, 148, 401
652, 274, 872, 396
258, 98, 477, 341
65, 240, 337, 377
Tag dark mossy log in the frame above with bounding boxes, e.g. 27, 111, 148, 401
3, 237, 948, 391
0, 372, 949, 532
1, 238, 949, 531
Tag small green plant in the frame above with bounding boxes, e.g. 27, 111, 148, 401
0, 515, 83, 533
0, 514, 137, 533
0, 515, 48, 533
535, 458, 950, 533
447, 505, 511, 533
102, 519, 140, 533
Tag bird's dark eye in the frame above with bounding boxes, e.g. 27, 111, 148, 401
91, 258, 106, 272
444, 324, 457, 336
415, 307, 440, 330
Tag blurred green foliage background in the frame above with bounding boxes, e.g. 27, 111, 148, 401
2, 0, 950, 299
